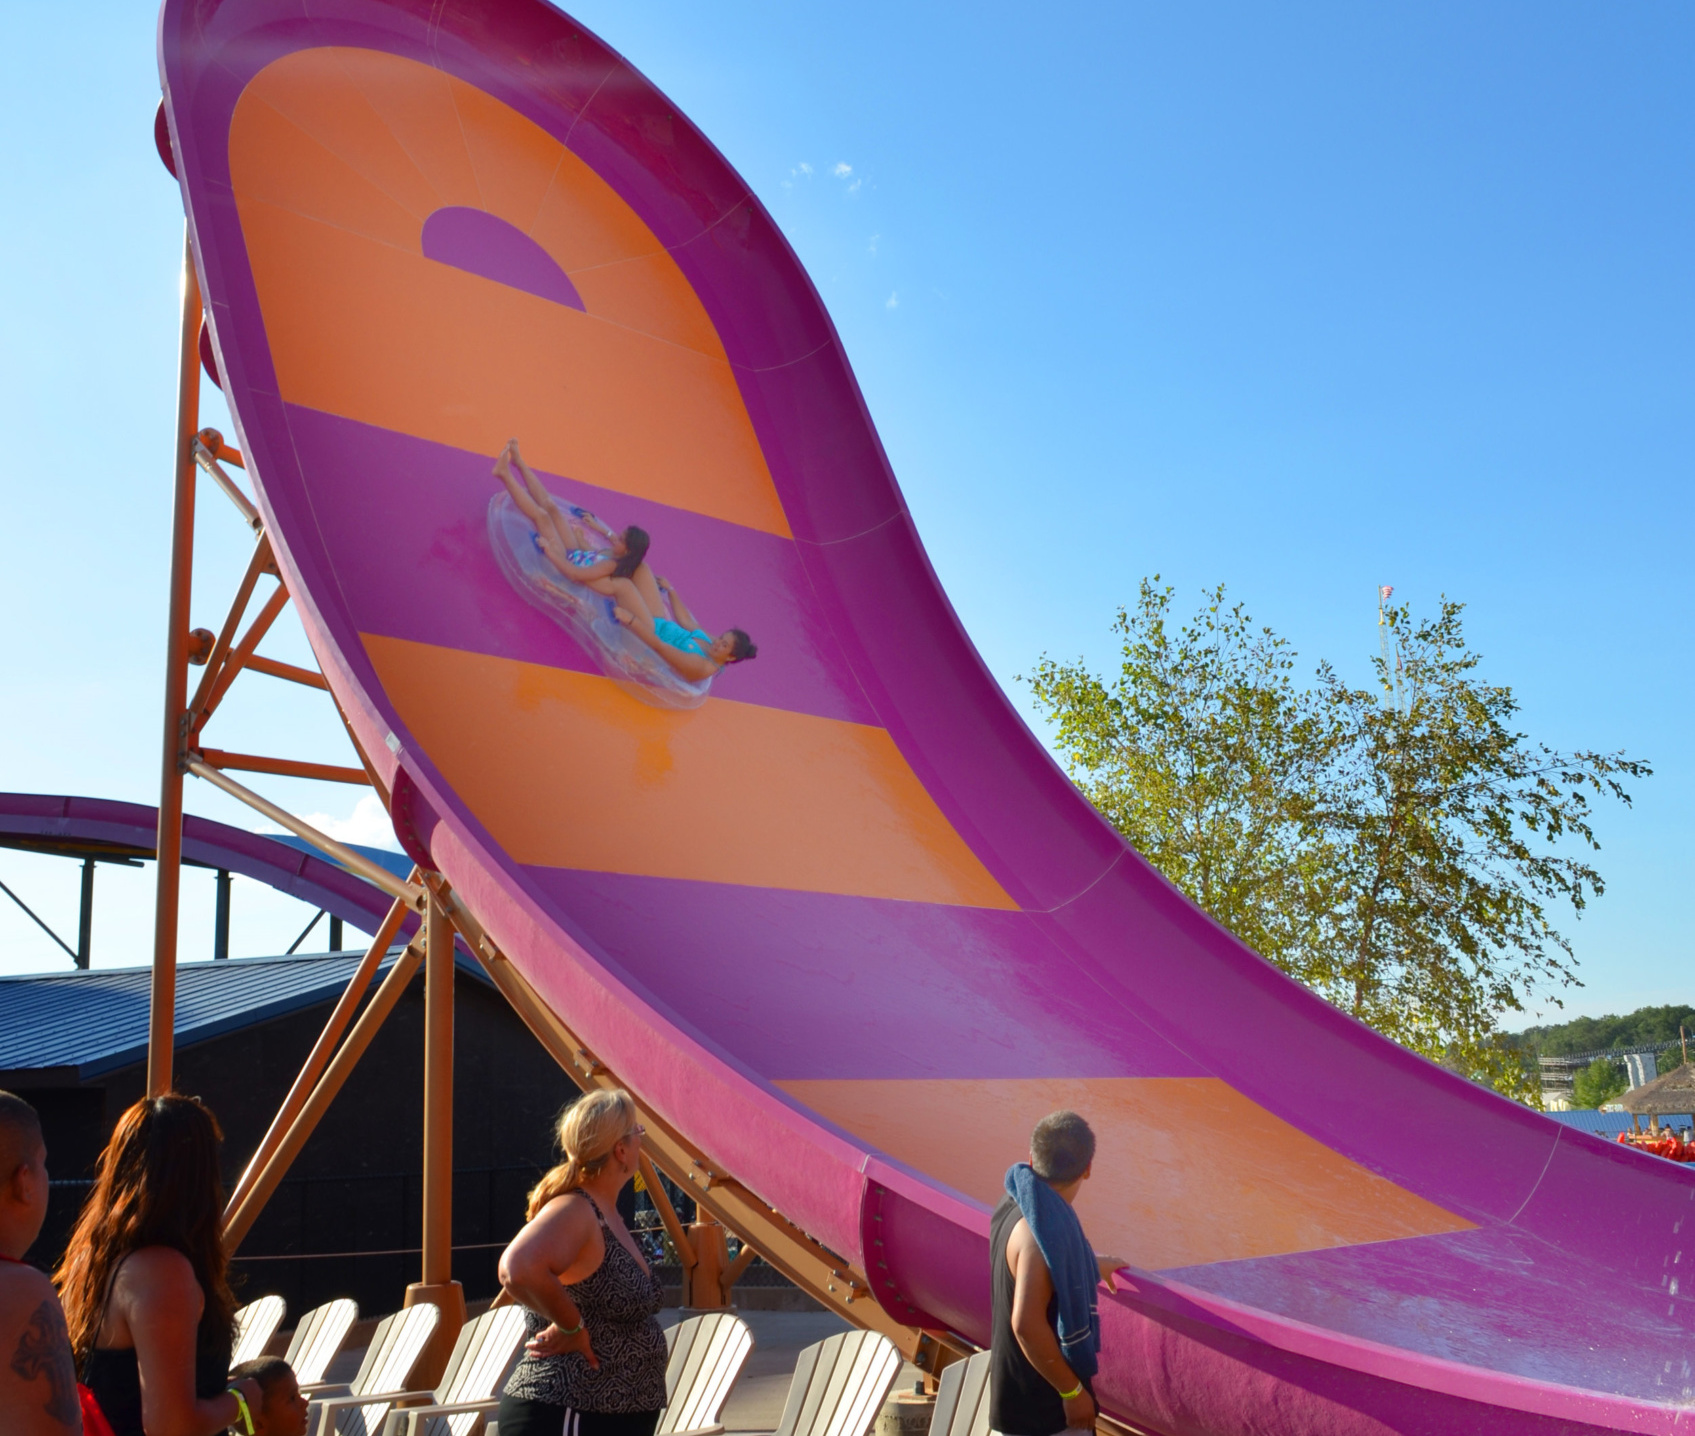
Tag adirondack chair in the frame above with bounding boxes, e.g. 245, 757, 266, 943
366, 1305, 529, 1436
286, 1298, 361, 1389
308, 1302, 441, 1436
657, 1311, 755, 1436
927, 1352, 990, 1436
231, 1295, 288, 1366
772, 1330, 903, 1436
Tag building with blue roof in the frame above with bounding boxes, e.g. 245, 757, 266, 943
0, 948, 575, 1315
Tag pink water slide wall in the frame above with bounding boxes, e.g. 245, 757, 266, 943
158, 2, 1695, 1431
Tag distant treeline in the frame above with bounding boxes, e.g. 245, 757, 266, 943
1509, 1004, 1695, 1060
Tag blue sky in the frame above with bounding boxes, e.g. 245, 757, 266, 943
0, 3, 1688, 1026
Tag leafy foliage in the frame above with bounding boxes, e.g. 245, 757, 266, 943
1026, 580, 1649, 1102
1570, 1056, 1628, 1109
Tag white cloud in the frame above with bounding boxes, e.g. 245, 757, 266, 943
796, 161, 813, 176
262, 793, 401, 850
886, 291, 899, 310
868, 234, 880, 255
832, 162, 852, 178
847, 179, 862, 195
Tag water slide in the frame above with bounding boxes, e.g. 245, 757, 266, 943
157, 4, 1693, 1431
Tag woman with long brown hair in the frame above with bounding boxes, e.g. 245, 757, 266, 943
56, 1095, 260, 1436
497, 1088, 666, 1436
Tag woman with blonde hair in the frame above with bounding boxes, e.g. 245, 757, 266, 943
56, 1095, 262, 1436
497, 1089, 666, 1436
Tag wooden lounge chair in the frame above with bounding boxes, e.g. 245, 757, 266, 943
658, 1311, 755, 1436
927, 1352, 990, 1436
308, 1302, 442, 1436
232, 1294, 288, 1366
286, 1298, 361, 1389
364, 1305, 529, 1436
772, 1330, 903, 1436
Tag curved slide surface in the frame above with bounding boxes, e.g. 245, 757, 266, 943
159, 5, 1693, 1431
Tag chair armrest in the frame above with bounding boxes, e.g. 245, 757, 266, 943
664, 1426, 726, 1436
301, 1381, 351, 1397
312, 1388, 435, 1436
384, 1398, 501, 1436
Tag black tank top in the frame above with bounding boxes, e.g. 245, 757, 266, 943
83, 1332, 232, 1436
989, 1194, 1087, 1436
81, 1256, 233, 1436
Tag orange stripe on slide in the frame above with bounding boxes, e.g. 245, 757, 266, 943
364, 635, 1018, 909
779, 1077, 1474, 1271
229, 47, 788, 537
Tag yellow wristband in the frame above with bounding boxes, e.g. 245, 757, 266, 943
1057, 1384, 1083, 1401
228, 1387, 255, 1436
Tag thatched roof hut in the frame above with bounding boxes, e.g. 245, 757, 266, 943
1618, 1062, 1695, 1132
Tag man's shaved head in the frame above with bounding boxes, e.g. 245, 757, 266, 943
0, 1093, 43, 1172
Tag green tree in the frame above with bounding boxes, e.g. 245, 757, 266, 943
1024, 581, 1339, 986
1027, 583, 1649, 1102
1570, 1056, 1628, 1109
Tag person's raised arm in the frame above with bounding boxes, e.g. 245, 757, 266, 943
123, 1250, 260, 1436
575, 508, 620, 544
498, 1197, 601, 1369
656, 577, 700, 632
1008, 1225, 1096, 1430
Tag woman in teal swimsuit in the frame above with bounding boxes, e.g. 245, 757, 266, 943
613, 580, 756, 682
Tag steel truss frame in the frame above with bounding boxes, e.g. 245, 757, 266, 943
145, 231, 972, 1382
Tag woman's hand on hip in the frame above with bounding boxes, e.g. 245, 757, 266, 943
528, 1322, 599, 1368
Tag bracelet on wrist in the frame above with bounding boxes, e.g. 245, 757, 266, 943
228, 1387, 255, 1436
558, 1319, 584, 1336
1057, 1383, 1083, 1401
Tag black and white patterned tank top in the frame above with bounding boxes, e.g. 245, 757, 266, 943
504, 1192, 668, 1413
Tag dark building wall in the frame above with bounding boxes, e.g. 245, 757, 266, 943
19, 967, 581, 1317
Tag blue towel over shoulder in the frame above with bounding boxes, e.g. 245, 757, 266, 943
1004, 1162, 1101, 1379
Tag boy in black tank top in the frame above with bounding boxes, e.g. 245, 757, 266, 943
988, 1111, 1127, 1436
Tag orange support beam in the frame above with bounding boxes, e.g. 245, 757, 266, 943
147, 228, 202, 1098
404, 887, 466, 1385
244, 653, 329, 690
196, 748, 369, 786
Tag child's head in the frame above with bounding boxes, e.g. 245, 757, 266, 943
230, 1357, 308, 1436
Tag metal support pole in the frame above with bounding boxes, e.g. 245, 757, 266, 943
422, 890, 453, 1284
329, 914, 344, 951
148, 225, 202, 1097
213, 869, 231, 961
404, 886, 465, 1385
76, 859, 95, 970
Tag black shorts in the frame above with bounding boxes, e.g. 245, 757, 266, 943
494, 1397, 661, 1436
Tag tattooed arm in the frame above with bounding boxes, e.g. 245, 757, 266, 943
0, 1266, 81, 1434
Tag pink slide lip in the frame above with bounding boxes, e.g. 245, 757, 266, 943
160, 2, 1695, 1432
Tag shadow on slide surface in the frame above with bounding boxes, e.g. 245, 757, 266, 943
158, 4, 1693, 1431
